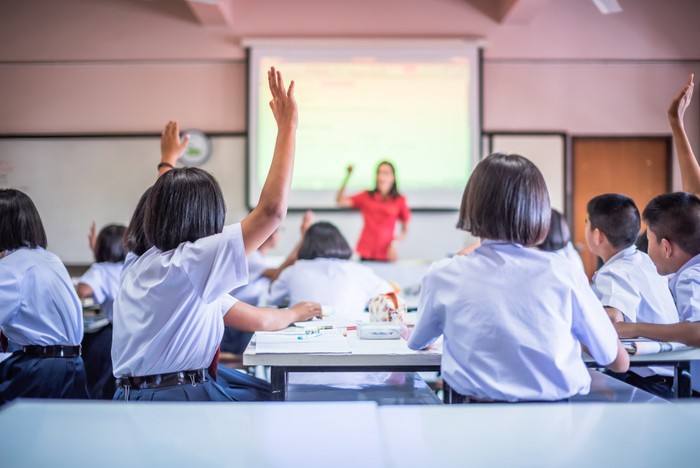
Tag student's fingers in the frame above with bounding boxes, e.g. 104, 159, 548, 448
287, 80, 295, 99
276, 70, 286, 97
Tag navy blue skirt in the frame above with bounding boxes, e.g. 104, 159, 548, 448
215, 365, 271, 402
81, 323, 115, 400
0, 352, 89, 406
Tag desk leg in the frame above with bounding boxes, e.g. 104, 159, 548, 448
270, 367, 288, 402
675, 362, 691, 399
442, 381, 463, 405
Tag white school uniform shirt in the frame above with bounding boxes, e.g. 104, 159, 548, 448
78, 261, 124, 321
267, 258, 394, 319
408, 240, 620, 402
669, 253, 700, 392
0, 248, 83, 346
591, 246, 678, 324
591, 246, 678, 377
556, 241, 586, 273
112, 224, 248, 378
230, 250, 270, 306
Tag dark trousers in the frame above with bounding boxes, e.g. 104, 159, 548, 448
604, 369, 674, 399
81, 323, 115, 400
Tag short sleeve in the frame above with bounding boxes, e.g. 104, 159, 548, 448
220, 294, 238, 316
591, 269, 641, 322
0, 265, 21, 325
267, 267, 292, 306
79, 264, 107, 304
407, 266, 445, 350
571, 271, 619, 366
178, 223, 249, 303
398, 196, 411, 223
349, 191, 368, 210
674, 274, 700, 322
247, 251, 268, 281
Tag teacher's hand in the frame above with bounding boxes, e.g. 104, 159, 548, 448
387, 244, 398, 262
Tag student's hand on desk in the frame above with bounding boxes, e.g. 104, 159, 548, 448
614, 321, 639, 339
289, 301, 323, 321
88, 221, 97, 254
668, 74, 694, 123
268, 66, 297, 130
160, 120, 190, 167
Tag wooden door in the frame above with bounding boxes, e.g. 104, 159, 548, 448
572, 137, 671, 280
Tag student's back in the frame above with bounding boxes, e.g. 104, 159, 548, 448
269, 258, 392, 318
415, 241, 617, 401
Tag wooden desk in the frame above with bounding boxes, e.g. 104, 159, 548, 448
378, 402, 700, 467
0, 400, 384, 468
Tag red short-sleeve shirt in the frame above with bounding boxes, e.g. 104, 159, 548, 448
349, 191, 411, 261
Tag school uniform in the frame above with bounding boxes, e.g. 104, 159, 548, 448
230, 250, 270, 306
78, 261, 123, 400
556, 241, 585, 273
0, 248, 88, 404
669, 253, 700, 393
408, 240, 620, 402
591, 246, 678, 396
112, 223, 249, 401
267, 258, 394, 319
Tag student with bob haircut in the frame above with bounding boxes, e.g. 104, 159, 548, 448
77, 222, 127, 400
0, 189, 89, 405
616, 192, 700, 394
408, 152, 629, 402
268, 221, 394, 319
112, 67, 322, 402
537, 208, 585, 272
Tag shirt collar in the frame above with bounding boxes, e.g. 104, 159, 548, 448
605, 245, 637, 265
670, 252, 700, 291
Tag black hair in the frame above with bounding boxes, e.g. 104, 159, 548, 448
124, 187, 153, 256
94, 224, 127, 263
297, 222, 353, 260
0, 189, 47, 251
144, 168, 226, 251
643, 192, 700, 257
457, 153, 550, 246
538, 209, 571, 252
587, 194, 640, 249
370, 161, 400, 199
635, 230, 649, 254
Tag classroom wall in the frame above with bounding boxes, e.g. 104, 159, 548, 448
1, 0, 699, 262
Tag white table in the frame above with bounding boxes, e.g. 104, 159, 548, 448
0, 400, 385, 468
244, 331, 441, 401
379, 402, 700, 467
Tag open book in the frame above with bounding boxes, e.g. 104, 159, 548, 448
622, 339, 691, 356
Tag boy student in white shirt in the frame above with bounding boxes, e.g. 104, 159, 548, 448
585, 193, 679, 398
408, 152, 629, 403
112, 67, 322, 402
77, 222, 127, 400
0, 189, 89, 405
267, 221, 394, 319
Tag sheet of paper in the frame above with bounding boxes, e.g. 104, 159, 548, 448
254, 332, 352, 354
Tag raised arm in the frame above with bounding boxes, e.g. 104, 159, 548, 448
159, 121, 190, 177
241, 67, 297, 256
336, 164, 354, 207
669, 74, 699, 196
262, 210, 314, 282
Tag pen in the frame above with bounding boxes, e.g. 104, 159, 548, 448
297, 332, 321, 340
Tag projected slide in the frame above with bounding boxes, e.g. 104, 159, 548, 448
248, 42, 480, 209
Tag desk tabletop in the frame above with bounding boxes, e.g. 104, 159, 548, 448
243, 331, 442, 367
0, 401, 385, 468
584, 347, 700, 364
379, 402, 700, 467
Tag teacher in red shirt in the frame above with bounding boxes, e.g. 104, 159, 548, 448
336, 161, 411, 262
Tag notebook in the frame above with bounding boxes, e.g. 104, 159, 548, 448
254, 331, 352, 354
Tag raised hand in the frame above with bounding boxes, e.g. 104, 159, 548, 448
268, 67, 297, 130
88, 221, 97, 254
301, 210, 315, 236
668, 74, 694, 124
160, 120, 190, 167
346, 164, 354, 176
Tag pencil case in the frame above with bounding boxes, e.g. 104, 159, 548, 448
357, 323, 401, 340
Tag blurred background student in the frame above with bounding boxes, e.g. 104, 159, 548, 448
537, 209, 585, 273
267, 221, 394, 320
336, 161, 410, 262
77, 222, 126, 400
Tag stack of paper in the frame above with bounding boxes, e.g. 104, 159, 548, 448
622, 339, 691, 356
254, 331, 352, 355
